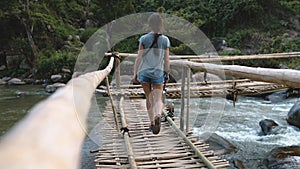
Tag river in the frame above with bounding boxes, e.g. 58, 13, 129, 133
0, 85, 299, 168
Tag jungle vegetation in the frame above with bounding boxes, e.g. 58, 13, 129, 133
0, 0, 299, 78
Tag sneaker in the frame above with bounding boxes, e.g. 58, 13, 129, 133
152, 115, 161, 135
148, 124, 154, 132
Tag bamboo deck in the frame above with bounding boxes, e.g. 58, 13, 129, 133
93, 98, 230, 169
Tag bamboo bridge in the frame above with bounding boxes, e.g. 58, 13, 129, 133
0, 52, 299, 169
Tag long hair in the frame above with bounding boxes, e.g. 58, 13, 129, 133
148, 13, 163, 33
148, 13, 163, 56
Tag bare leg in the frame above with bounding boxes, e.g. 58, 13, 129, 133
141, 83, 154, 125
152, 84, 164, 117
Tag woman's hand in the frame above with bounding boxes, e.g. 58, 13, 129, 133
164, 72, 170, 83
132, 75, 140, 85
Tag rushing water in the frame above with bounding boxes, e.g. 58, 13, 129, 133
1, 86, 299, 168
171, 96, 300, 168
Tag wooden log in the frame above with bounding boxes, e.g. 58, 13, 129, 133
119, 97, 137, 169
105, 52, 300, 61
191, 52, 300, 62
180, 66, 186, 131
171, 60, 300, 88
0, 58, 115, 169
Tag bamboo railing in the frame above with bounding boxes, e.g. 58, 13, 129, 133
170, 60, 300, 88
106, 51, 300, 61
0, 57, 115, 169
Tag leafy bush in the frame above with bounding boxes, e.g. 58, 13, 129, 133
36, 50, 76, 78
79, 27, 98, 43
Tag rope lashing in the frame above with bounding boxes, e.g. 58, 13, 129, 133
120, 127, 131, 137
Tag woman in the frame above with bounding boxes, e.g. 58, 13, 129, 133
133, 13, 170, 135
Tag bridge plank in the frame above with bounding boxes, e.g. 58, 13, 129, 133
94, 99, 230, 169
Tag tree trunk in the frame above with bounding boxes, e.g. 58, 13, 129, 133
24, 0, 38, 69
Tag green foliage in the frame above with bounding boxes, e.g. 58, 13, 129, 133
36, 50, 76, 78
280, 0, 300, 14
1, 0, 299, 79
285, 58, 300, 69
269, 34, 300, 53
170, 43, 195, 55
79, 27, 98, 43
114, 36, 139, 53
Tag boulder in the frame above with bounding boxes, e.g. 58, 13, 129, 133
23, 78, 35, 84
0, 79, 6, 85
120, 61, 134, 75
264, 146, 300, 169
259, 119, 284, 135
192, 72, 222, 82
62, 68, 72, 74
2, 77, 11, 81
264, 90, 288, 103
210, 38, 227, 51
287, 101, 300, 128
0, 65, 6, 71
111, 75, 132, 86
199, 132, 237, 155
45, 83, 65, 93
51, 74, 62, 83
7, 78, 25, 85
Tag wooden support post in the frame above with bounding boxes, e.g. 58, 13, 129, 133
186, 67, 191, 133
115, 55, 121, 90
180, 66, 186, 131
105, 76, 120, 134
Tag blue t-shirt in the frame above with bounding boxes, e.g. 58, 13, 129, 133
138, 33, 170, 78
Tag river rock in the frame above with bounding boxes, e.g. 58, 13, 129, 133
264, 146, 300, 169
51, 74, 62, 83
120, 61, 134, 75
2, 77, 11, 81
111, 75, 132, 86
23, 78, 35, 84
45, 83, 65, 93
264, 90, 288, 103
7, 78, 25, 85
0, 65, 5, 71
211, 38, 227, 51
199, 132, 237, 155
192, 72, 223, 82
287, 101, 300, 128
0, 79, 6, 85
259, 119, 283, 135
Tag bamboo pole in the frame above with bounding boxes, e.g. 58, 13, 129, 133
0, 57, 115, 169
186, 67, 191, 133
115, 56, 121, 90
119, 97, 137, 169
180, 66, 186, 131
191, 52, 300, 62
105, 76, 120, 133
162, 110, 216, 169
105, 52, 300, 61
170, 60, 300, 88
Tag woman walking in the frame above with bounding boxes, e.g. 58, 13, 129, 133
133, 13, 170, 135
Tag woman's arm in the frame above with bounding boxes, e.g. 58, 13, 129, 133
164, 48, 170, 82
164, 48, 170, 73
133, 44, 144, 82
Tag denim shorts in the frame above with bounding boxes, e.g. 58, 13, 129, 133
138, 69, 164, 84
